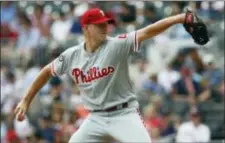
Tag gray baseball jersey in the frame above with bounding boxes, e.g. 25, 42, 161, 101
51, 31, 140, 111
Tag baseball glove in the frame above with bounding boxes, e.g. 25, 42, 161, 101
183, 10, 209, 45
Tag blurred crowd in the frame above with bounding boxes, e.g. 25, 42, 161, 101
1, 1, 224, 143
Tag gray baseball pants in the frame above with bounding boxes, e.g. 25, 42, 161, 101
68, 107, 152, 143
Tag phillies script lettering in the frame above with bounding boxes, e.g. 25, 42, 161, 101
72, 66, 115, 84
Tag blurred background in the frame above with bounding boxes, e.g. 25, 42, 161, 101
0, 1, 224, 143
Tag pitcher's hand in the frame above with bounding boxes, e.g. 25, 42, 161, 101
14, 99, 29, 121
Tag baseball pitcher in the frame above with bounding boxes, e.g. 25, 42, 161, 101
14, 8, 209, 142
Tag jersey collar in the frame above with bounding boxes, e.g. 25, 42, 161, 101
82, 40, 107, 57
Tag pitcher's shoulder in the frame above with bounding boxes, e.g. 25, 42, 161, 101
61, 44, 82, 58
106, 35, 126, 45
71, 43, 83, 51
107, 34, 128, 41
67, 43, 83, 52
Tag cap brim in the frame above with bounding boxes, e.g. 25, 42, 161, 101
91, 17, 112, 24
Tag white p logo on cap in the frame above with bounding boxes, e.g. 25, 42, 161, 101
100, 10, 105, 16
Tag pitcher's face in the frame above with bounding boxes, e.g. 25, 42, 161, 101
86, 22, 108, 42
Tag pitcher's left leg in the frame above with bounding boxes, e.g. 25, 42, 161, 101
109, 108, 152, 143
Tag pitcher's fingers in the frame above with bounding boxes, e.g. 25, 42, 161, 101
16, 108, 24, 120
16, 108, 23, 117
15, 110, 20, 120
18, 108, 25, 116
19, 110, 26, 121
14, 106, 20, 114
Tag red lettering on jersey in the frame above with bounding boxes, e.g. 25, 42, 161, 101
102, 68, 108, 75
108, 66, 115, 73
92, 67, 97, 79
72, 66, 115, 84
118, 33, 127, 38
80, 72, 87, 83
72, 68, 81, 84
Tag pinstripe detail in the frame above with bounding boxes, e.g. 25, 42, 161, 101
133, 31, 139, 52
136, 108, 146, 128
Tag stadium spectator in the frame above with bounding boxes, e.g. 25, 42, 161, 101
171, 115, 182, 132
168, 2, 191, 39
171, 49, 190, 71
172, 66, 203, 101
199, 56, 224, 103
202, 56, 224, 89
171, 66, 204, 116
51, 11, 72, 43
130, 59, 149, 93
189, 2, 210, 21
49, 77, 69, 106
142, 72, 166, 97
119, 2, 136, 24
67, 3, 76, 23
170, 2, 186, 16
32, 4, 51, 39
17, 12, 41, 50
143, 104, 163, 131
0, 1, 16, 25
69, 3, 83, 35
158, 64, 180, 94
142, 2, 161, 26
0, 24, 18, 43
186, 48, 205, 74
0, 64, 10, 88
1, 71, 19, 116
0, 2, 18, 44
176, 106, 211, 142
36, 111, 58, 143
16, 12, 41, 67
160, 111, 176, 137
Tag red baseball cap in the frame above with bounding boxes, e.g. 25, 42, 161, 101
81, 8, 112, 27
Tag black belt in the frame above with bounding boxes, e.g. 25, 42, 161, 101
92, 102, 128, 112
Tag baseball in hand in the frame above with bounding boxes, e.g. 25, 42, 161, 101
17, 113, 25, 121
